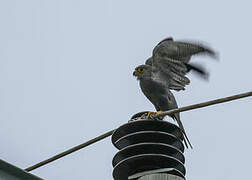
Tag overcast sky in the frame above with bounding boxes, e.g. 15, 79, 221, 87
1, 0, 252, 179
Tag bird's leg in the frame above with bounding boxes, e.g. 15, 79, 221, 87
152, 110, 165, 120
146, 111, 156, 119
140, 113, 147, 119
140, 111, 164, 119
140, 111, 155, 119
156, 110, 164, 114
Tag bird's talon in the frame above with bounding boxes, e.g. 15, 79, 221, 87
156, 110, 164, 115
146, 111, 156, 119
139, 111, 156, 119
140, 113, 147, 119
139, 111, 164, 120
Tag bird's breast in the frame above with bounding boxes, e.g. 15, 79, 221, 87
140, 79, 166, 96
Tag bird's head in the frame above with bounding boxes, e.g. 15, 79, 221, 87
133, 65, 150, 80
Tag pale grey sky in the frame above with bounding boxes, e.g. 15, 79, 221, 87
1, 0, 252, 179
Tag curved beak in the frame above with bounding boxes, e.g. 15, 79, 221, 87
133, 70, 137, 76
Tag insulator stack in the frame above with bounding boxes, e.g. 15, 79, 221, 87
111, 112, 186, 180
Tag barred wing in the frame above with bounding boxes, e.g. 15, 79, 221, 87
150, 38, 217, 90
151, 51, 190, 91
156, 38, 218, 62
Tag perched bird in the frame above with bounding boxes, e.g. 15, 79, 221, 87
133, 37, 217, 148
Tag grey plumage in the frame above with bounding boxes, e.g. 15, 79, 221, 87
146, 57, 209, 79
145, 37, 217, 80
133, 37, 217, 148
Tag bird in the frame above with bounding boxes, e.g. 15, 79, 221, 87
133, 37, 218, 148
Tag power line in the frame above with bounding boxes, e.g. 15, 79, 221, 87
25, 91, 252, 172
154, 91, 252, 118
25, 129, 115, 172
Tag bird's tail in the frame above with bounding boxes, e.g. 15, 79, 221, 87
173, 113, 193, 149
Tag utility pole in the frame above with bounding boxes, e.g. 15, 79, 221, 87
111, 112, 186, 180
138, 173, 184, 180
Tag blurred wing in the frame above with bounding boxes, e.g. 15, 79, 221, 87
156, 38, 218, 62
185, 63, 209, 80
152, 43, 190, 91
151, 38, 218, 90
173, 40, 218, 60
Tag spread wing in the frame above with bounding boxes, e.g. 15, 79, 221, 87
150, 38, 217, 91
155, 37, 218, 62
151, 52, 190, 91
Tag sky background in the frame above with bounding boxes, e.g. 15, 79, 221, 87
1, 0, 252, 179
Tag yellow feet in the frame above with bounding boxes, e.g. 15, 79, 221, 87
146, 111, 156, 118
156, 110, 163, 114
140, 112, 153, 119
140, 111, 164, 119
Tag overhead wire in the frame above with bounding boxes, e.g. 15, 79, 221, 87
25, 90, 252, 172
25, 129, 115, 172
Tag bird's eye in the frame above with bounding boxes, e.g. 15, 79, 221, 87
139, 68, 144, 72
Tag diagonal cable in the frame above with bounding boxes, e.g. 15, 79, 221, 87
153, 91, 252, 118
25, 130, 115, 172
25, 91, 252, 172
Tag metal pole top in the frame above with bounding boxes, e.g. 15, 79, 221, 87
138, 173, 184, 180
